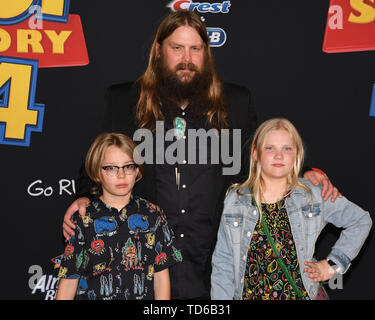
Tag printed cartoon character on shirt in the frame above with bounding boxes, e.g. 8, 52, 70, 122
119, 208, 127, 222
128, 214, 149, 235
121, 237, 143, 271
80, 213, 92, 228
144, 215, 162, 249
64, 244, 74, 260
94, 216, 118, 237
144, 200, 161, 213
155, 241, 167, 265
76, 248, 89, 271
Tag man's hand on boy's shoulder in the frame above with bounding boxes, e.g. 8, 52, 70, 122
62, 197, 90, 241
303, 170, 342, 202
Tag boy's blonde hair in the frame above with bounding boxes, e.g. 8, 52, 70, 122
85, 132, 143, 194
230, 118, 310, 213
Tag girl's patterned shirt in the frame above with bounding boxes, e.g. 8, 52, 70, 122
242, 197, 309, 300
58, 195, 182, 300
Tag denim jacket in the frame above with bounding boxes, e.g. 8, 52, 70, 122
211, 179, 372, 300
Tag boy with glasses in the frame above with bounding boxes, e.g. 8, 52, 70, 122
56, 133, 179, 300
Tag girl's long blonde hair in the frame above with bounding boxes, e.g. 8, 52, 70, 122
230, 118, 311, 214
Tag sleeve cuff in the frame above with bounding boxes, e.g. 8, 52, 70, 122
326, 248, 351, 274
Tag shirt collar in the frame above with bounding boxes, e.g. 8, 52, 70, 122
90, 194, 137, 216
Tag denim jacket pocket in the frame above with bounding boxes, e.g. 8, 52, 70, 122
301, 203, 322, 235
224, 214, 243, 244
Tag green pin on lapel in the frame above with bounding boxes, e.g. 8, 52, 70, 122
174, 117, 186, 140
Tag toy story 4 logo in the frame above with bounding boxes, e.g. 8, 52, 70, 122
323, 0, 375, 117
0, 0, 88, 147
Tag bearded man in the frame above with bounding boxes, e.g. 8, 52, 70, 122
62, 10, 339, 299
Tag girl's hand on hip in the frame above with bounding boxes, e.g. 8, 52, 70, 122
304, 260, 337, 282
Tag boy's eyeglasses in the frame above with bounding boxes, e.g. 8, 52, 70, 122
101, 164, 138, 177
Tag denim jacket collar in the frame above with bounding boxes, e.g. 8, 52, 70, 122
234, 186, 252, 206
234, 184, 306, 207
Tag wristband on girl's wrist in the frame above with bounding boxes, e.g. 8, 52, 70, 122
311, 168, 326, 176
326, 259, 341, 274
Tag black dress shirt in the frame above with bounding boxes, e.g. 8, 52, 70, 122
154, 105, 225, 298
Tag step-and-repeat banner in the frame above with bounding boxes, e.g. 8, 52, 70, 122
0, 0, 374, 299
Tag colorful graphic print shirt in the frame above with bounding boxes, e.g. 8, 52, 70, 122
242, 197, 309, 300
58, 195, 182, 300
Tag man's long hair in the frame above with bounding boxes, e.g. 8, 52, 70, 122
136, 10, 228, 131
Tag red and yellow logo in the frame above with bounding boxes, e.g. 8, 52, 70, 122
0, 0, 88, 146
323, 0, 375, 53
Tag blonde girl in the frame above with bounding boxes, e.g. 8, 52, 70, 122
211, 118, 371, 300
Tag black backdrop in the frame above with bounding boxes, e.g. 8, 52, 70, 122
0, 1, 374, 300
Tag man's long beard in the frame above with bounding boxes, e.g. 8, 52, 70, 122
155, 56, 212, 122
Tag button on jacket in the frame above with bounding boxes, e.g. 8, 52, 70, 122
211, 179, 372, 300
